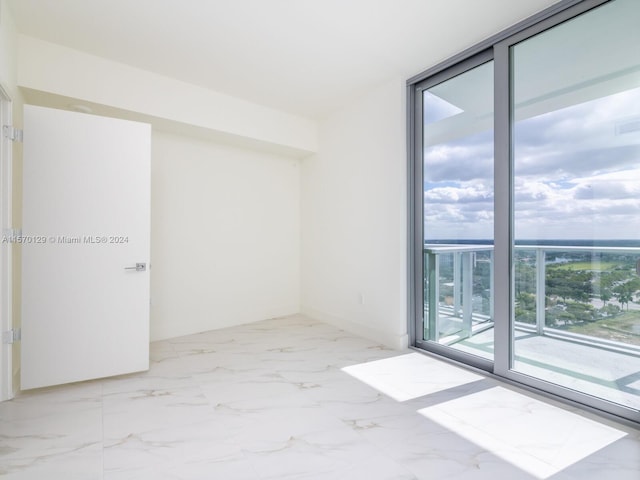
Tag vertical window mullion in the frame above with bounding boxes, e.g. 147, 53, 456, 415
412, 85, 424, 346
493, 41, 512, 376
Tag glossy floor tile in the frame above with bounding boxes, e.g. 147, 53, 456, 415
1, 314, 638, 479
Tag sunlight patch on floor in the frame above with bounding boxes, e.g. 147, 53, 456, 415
418, 386, 628, 479
341, 352, 484, 402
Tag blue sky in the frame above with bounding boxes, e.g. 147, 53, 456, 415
423, 86, 640, 241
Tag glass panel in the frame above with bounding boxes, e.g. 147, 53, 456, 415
511, 0, 640, 410
423, 61, 494, 361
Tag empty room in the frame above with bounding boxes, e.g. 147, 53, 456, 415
0, 0, 638, 478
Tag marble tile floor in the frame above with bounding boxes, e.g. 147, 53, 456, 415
1, 314, 638, 479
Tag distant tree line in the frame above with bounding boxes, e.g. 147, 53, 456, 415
514, 254, 640, 327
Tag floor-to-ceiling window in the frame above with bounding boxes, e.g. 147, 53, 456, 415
410, 0, 640, 424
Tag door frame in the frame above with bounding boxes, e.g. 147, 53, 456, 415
0, 83, 14, 402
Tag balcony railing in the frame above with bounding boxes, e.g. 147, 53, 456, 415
424, 244, 493, 344
423, 243, 640, 355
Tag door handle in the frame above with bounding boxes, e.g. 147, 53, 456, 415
124, 262, 146, 272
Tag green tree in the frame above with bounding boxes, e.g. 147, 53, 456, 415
600, 288, 612, 306
613, 283, 634, 311
515, 261, 536, 296
514, 292, 536, 325
546, 268, 593, 304
566, 302, 595, 322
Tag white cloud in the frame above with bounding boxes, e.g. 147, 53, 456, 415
424, 183, 493, 203
424, 85, 640, 241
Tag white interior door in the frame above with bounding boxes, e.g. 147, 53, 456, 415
21, 104, 150, 390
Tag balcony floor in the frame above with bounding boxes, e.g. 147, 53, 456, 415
453, 328, 640, 410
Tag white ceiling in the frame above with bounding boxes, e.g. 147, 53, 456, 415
8, 0, 562, 119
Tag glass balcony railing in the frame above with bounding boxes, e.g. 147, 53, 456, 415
423, 245, 494, 346
424, 244, 640, 357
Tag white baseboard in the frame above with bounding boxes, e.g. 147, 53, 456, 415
301, 306, 409, 350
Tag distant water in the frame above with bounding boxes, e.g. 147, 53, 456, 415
425, 239, 640, 247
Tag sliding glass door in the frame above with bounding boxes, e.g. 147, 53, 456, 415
510, 0, 640, 412
411, 0, 640, 423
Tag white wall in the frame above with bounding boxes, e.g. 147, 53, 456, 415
301, 78, 408, 349
9, 29, 307, 355
17, 35, 317, 156
150, 131, 300, 340
9, 14, 410, 362
12, 32, 308, 346
0, 1, 18, 94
